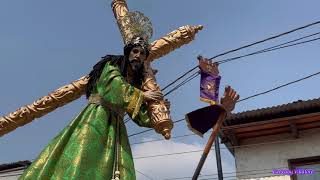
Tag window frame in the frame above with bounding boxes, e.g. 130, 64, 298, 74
288, 156, 320, 180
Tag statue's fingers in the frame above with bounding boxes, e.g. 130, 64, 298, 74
154, 92, 163, 97
228, 88, 234, 96
150, 94, 159, 100
222, 87, 228, 97
147, 96, 155, 101
233, 94, 240, 102
156, 94, 162, 99
153, 96, 161, 101
211, 62, 219, 69
225, 86, 231, 96
212, 66, 219, 75
230, 89, 236, 99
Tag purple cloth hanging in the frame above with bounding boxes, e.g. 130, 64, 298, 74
200, 70, 221, 105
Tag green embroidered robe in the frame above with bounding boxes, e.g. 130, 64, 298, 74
19, 61, 152, 180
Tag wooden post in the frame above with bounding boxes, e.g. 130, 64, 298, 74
214, 136, 223, 180
192, 110, 227, 180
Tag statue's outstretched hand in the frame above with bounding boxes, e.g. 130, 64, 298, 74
143, 90, 163, 102
220, 86, 240, 114
198, 56, 219, 76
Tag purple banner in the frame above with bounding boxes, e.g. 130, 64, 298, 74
200, 70, 221, 105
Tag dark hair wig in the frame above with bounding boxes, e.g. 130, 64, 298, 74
85, 43, 149, 99
85, 55, 124, 99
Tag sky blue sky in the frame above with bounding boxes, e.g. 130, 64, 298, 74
0, 0, 319, 179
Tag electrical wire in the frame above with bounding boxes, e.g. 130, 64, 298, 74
128, 118, 185, 137
129, 68, 320, 138
163, 34, 320, 98
130, 133, 196, 145
161, 66, 200, 91
133, 139, 299, 160
209, 20, 320, 60
237, 70, 320, 102
4, 22, 320, 180
136, 169, 154, 180
162, 26, 320, 95
164, 70, 200, 97
218, 36, 320, 64
125, 71, 199, 124
125, 30, 320, 124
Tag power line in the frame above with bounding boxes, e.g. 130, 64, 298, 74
129, 68, 320, 138
218, 36, 320, 64
128, 128, 153, 137
209, 20, 320, 60
126, 29, 320, 124
136, 169, 154, 180
238, 70, 320, 102
23, 139, 303, 174
164, 70, 200, 97
125, 71, 199, 124
3, 20, 319, 180
134, 149, 205, 160
131, 133, 196, 145
161, 22, 320, 95
161, 66, 199, 92
163, 34, 320, 98
8, 23, 319, 180
133, 139, 299, 160
128, 118, 185, 137
124, 118, 130, 123
131, 130, 303, 153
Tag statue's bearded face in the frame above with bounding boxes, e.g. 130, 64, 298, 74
128, 46, 146, 71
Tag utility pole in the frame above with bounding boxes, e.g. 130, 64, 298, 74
215, 136, 223, 180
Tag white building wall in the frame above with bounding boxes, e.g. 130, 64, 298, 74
234, 128, 320, 180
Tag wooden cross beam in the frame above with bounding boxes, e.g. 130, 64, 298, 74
0, 1, 203, 137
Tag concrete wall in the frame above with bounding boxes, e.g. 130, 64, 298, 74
234, 128, 320, 180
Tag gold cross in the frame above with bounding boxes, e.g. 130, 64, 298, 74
0, 0, 203, 137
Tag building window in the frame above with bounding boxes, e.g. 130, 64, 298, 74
288, 156, 320, 180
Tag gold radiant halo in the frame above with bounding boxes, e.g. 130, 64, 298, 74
119, 11, 153, 45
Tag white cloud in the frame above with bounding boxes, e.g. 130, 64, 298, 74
132, 138, 235, 180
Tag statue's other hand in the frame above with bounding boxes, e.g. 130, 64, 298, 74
143, 90, 163, 102
220, 86, 240, 113
198, 56, 219, 76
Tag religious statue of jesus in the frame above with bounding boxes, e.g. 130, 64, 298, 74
19, 37, 164, 180
0, 1, 206, 179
